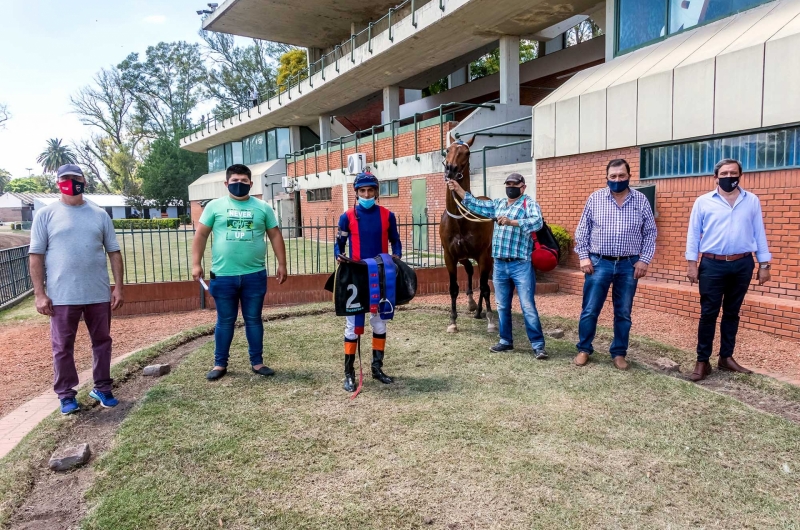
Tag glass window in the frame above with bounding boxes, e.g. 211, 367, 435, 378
620, 0, 774, 54
224, 143, 233, 168
267, 129, 278, 161
617, 0, 666, 53
244, 132, 267, 164
231, 142, 243, 165
641, 124, 800, 178
300, 126, 320, 150
306, 187, 332, 202
379, 180, 399, 197
207, 145, 226, 172
276, 128, 291, 159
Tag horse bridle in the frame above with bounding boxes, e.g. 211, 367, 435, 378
443, 141, 494, 223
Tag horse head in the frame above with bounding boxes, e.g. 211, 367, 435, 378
443, 135, 475, 184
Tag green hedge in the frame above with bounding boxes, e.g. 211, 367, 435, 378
112, 218, 180, 230
549, 224, 572, 263
178, 214, 192, 226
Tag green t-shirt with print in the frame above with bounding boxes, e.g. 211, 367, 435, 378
198, 196, 278, 276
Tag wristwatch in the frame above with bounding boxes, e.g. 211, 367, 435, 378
759, 263, 771, 270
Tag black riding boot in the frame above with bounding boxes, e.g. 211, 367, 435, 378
371, 350, 393, 384
343, 355, 356, 392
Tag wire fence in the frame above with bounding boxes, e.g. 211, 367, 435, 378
0, 246, 33, 307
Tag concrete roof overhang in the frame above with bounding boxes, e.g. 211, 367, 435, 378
203, 0, 407, 48
184, 0, 603, 152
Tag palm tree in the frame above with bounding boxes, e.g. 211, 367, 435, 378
37, 138, 77, 174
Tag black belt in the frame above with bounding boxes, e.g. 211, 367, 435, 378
600, 255, 638, 262
496, 257, 524, 262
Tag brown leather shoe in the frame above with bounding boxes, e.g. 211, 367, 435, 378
688, 361, 712, 382
718, 356, 753, 374
613, 356, 629, 371
574, 351, 590, 366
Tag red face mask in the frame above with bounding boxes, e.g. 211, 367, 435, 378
59, 179, 85, 196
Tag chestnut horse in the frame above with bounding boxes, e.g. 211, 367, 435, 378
439, 137, 496, 333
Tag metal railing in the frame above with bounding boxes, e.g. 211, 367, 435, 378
285, 101, 496, 178
0, 246, 33, 307
111, 217, 444, 285
183, 0, 444, 144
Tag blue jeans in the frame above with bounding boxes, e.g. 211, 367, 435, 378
576, 254, 639, 358
209, 269, 268, 367
493, 259, 545, 350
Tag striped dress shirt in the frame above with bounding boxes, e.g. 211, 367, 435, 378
574, 187, 657, 263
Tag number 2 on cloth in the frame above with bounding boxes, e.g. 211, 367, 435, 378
346, 284, 359, 309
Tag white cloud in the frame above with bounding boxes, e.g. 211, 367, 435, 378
143, 15, 166, 24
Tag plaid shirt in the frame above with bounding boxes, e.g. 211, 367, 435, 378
462, 193, 543, 260
574, 188, 657, 263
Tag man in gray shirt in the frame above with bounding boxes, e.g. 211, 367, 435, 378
29, 164, 125, 415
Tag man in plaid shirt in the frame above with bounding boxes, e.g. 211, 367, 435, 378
448, 173, 548, 358
573, 159, 657, 370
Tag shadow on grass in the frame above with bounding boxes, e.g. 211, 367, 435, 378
397, 375, 455, 394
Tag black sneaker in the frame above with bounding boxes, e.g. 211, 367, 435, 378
489, 343, 514, 353
534, 349, 549, 360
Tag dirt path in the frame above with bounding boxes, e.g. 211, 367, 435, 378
416, 292, 800, 385
0, 311, 217, 417
0, 233, 30, 250
8, 335, 213, 530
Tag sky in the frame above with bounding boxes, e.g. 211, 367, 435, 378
0, 0, 220, 180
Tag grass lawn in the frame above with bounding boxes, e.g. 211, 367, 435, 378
81, 309, 800, 529
0, 295, 44, 327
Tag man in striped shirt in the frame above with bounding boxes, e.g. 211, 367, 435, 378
573, 159, 657, 370
448, 173, 548, 358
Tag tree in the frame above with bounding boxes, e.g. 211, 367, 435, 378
565, 19, 602, 47
0, 104, 9, 129
276, 49, 308, 90
468, 40, 538, 82
37, 138, 77, 174
117, 41, 207, 138
138, 137, 206, 208
0, 169, 10, 194
5, 176, 53, 193
201, 31, 289, 118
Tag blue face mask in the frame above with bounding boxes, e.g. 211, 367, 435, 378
607, 179, 630, 193
358, 197, 376, 209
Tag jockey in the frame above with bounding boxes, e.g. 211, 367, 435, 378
336, 171, 402, 392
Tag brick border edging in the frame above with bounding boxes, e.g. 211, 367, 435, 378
110, 266, 560, 317
544, 268, 800, 341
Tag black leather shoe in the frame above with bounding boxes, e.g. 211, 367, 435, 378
206, 368, 227, 381
252, 366, 275, 376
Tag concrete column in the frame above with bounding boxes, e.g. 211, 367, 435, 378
544, 35, 564, 55
604, 0, 615, 62
382, 85, 400, 122
499, 36, 520, 105
289, 126, 302, 153
318, 115, 332, 143
448, 66, 468, 89
404, 89, 423, 103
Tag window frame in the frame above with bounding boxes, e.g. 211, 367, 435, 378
379, 180, 399, 197
639, 122, 800, 179
306, 187, 333, 202
615, 0, 775, 56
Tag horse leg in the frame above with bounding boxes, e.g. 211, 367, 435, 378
479, 254, 497, 333
460, 259, 477, 313
445, 254, 459, 333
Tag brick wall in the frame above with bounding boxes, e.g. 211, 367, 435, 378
111, 266, 480, 316
0, 208, 25, 222
537, 149, 800, 301
538, 147, 800, 339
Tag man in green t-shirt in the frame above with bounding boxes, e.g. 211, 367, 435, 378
192, 164, 287, 380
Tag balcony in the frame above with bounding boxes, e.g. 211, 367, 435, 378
181, 0, 602, 152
